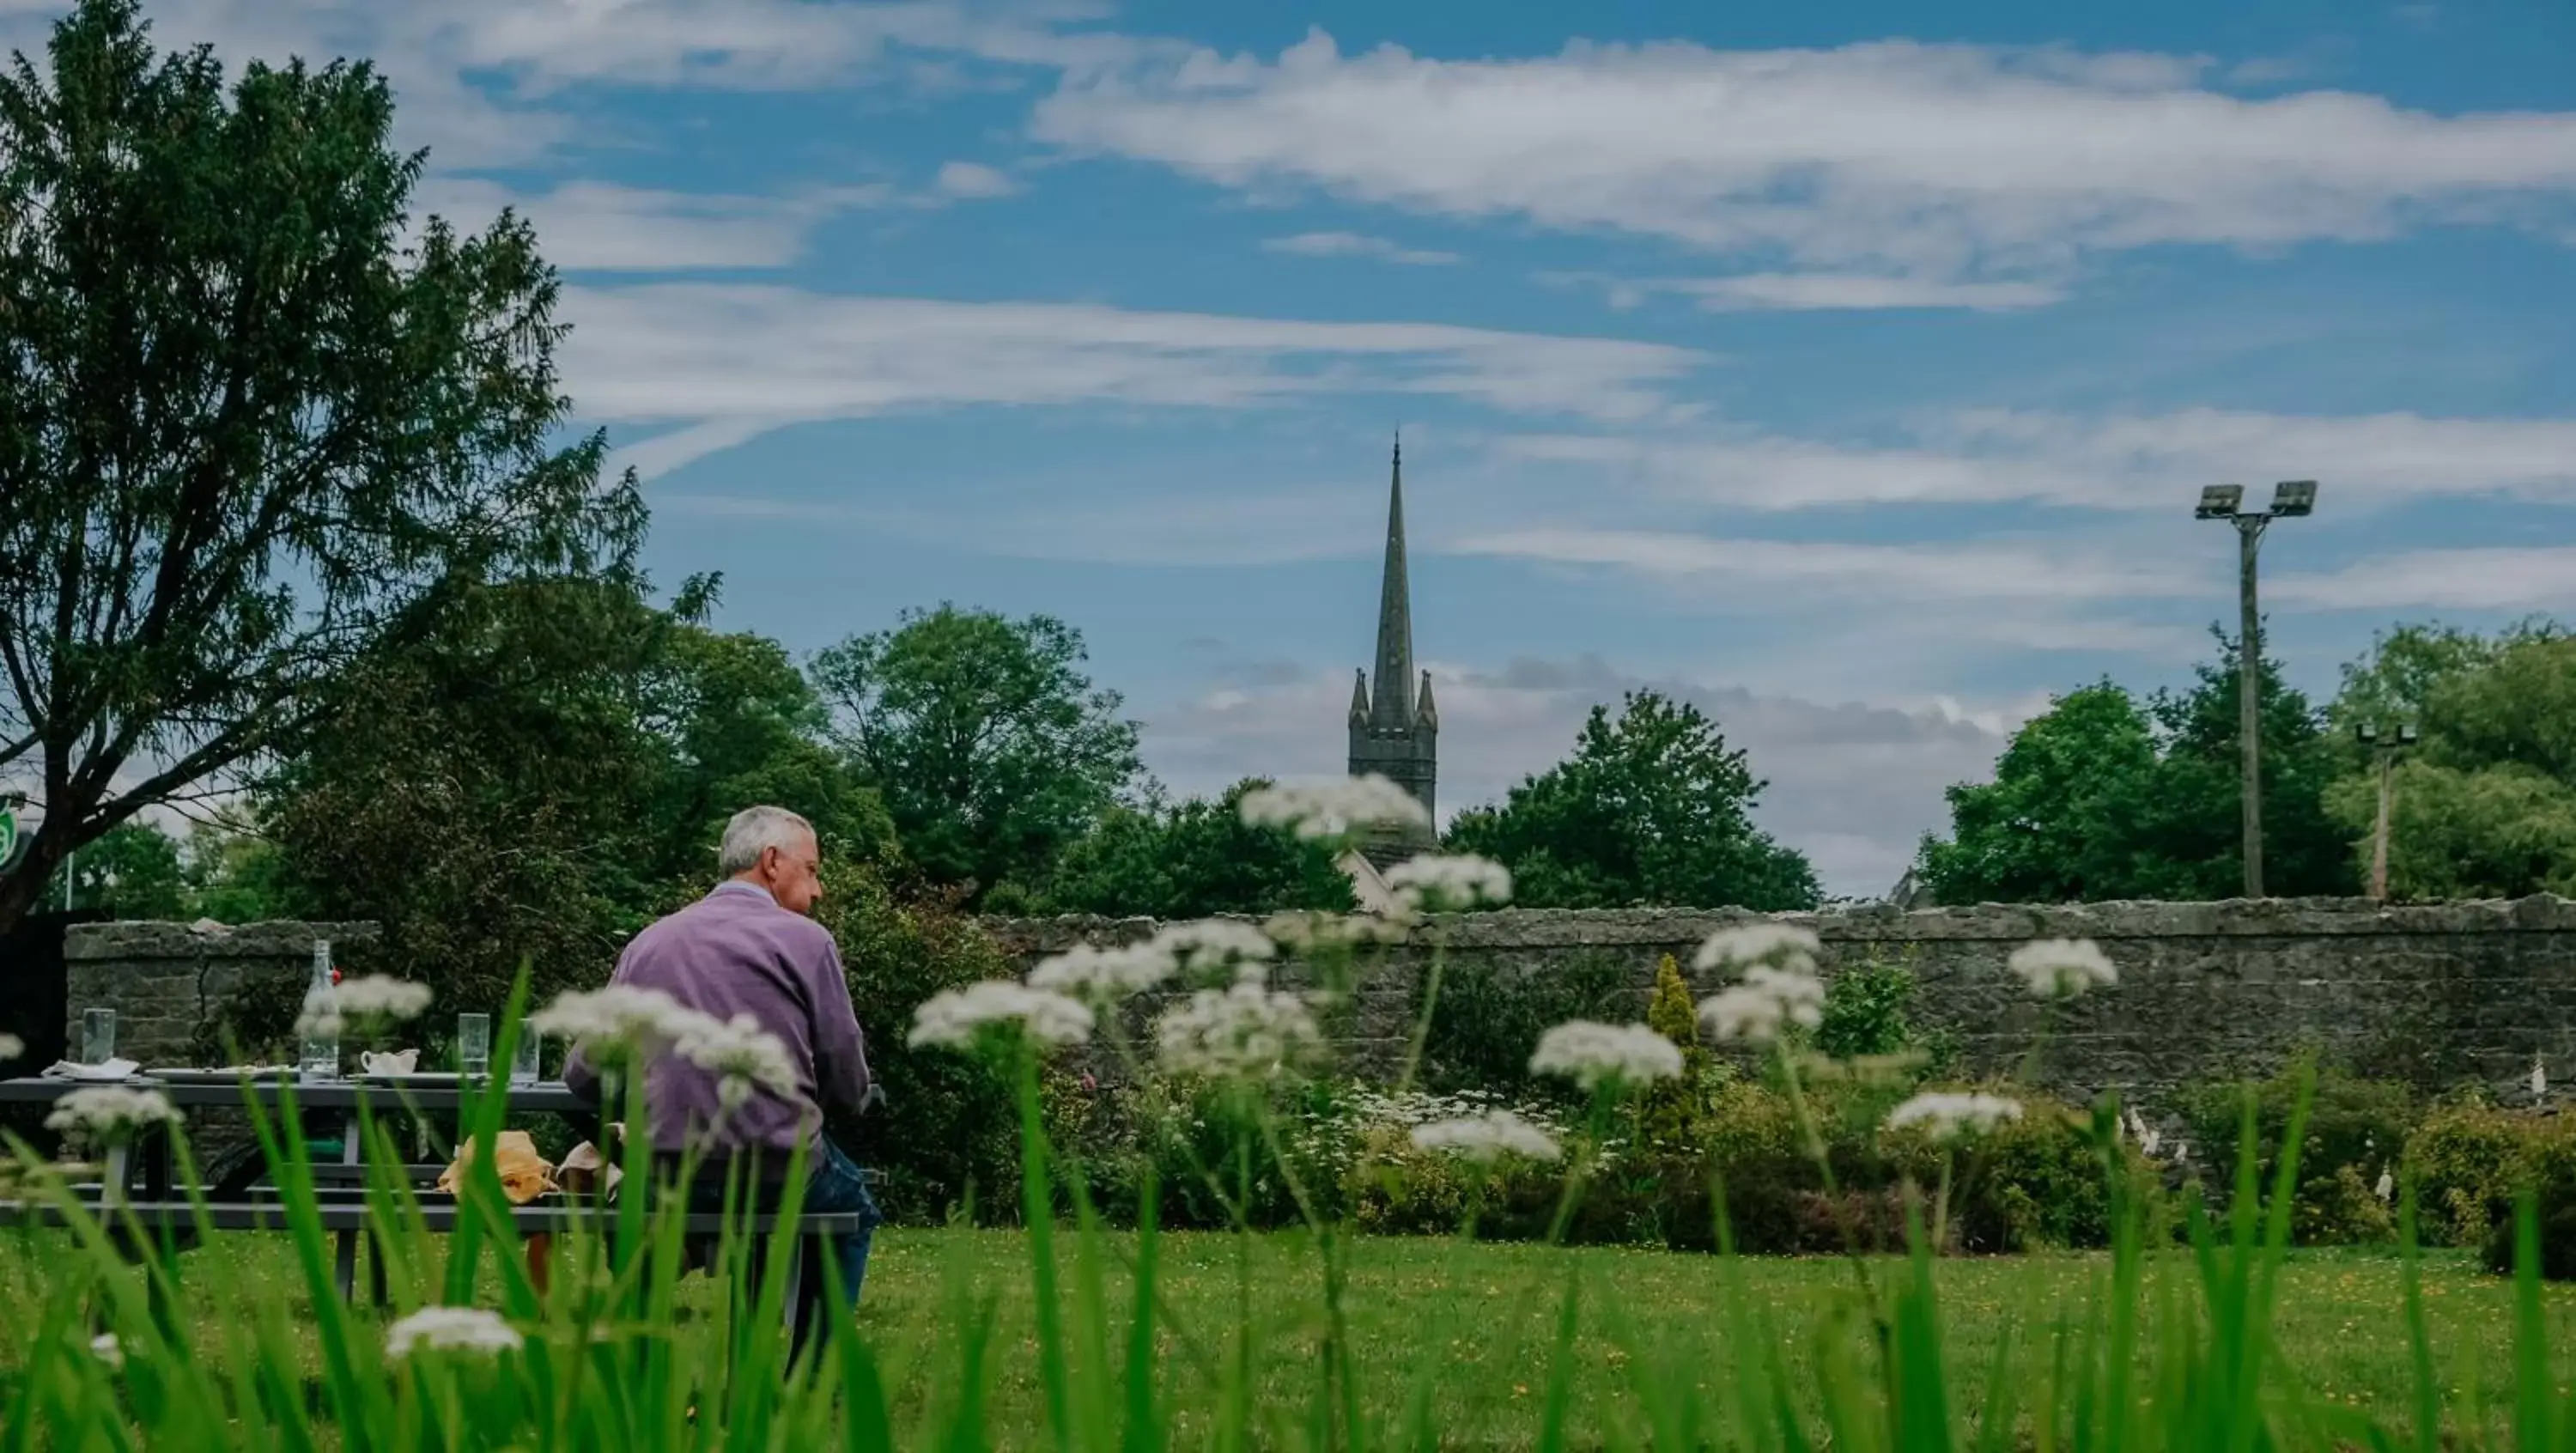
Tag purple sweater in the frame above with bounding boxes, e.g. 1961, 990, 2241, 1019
562, 882, 872, 1155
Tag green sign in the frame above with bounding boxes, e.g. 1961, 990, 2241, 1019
0, 804, 15, 871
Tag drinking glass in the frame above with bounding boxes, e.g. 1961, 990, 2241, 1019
510, 1030, 542, 1085
81, 1008, 116, 1066
456, 1013, 492, 1079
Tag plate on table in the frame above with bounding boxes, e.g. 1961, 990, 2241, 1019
149, 1066, 295, 1085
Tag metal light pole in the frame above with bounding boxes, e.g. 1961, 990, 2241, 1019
2354, 720, 2417, 901
2195, 480, 2318, 900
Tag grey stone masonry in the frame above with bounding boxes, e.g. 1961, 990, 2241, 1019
63, 921, 380, 1068
982, 897, 2576, 1108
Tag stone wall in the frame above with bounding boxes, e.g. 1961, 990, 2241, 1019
984, 897, 2576, 1106
63, 921, 380, 1067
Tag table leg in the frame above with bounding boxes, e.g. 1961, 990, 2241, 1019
334, 1110, 361, 1304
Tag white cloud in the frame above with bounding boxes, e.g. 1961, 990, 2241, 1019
1497, 409, 2576, 513
1449, 528, 2207, 605
1142, 654, 2014, 897
1033, 31, 2576, 289
2272, 547, 2576, 611
934, 161, 1024, 198
1264, 231, 1463, 265
412, 179, 891, 271
568, 285, 1706, 475
1668, 273, 2068, 312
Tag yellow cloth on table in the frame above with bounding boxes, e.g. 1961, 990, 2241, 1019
435, 1130, 558, 1205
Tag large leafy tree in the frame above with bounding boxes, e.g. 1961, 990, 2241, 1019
0, 0, 641, 938
1446, 690, 1820, 911
1025, 778, 1356, 919
46, 820, 186, 919
2324, 623, 2576, 899
266, 573, 892, 1008
812, 605, 1140, 902
1917, 631, 2354, 903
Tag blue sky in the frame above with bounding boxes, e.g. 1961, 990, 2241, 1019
28, 0, 2576, 895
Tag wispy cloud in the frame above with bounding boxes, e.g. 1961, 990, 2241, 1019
1035, 31, 2576, 295
572, 286, 1707, 475
1264, 231, 1462, 265
1449, 528, 2207, 604
934, 161, 1024, 199
411, 179, 897, 271
1497, 410, 2576, 513
2272, 547, 2576, 611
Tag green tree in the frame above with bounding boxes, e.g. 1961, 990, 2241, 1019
812, 605, 1140, 903
1446, 690, 1819, 910
2325, 626, 2576, 899
1025, 778, 1355, 919
178, 820, 300, 924
1639, 953, 1709, 1146
1917, 632, 2354, 903
47, 820, 186, 919
0, 0, 641, 939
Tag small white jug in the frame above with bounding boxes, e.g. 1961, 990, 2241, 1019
360, 1049, 419, 1076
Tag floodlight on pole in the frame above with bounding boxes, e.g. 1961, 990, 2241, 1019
2195, 480, 2320, 899
2356, 718, 2415, 901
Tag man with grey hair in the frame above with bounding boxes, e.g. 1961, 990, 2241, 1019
565, 803, 881, 1326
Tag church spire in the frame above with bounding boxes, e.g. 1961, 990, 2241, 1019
1370, 434, 1414, 730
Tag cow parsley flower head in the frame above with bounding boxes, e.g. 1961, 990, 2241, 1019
1382, 854, 1514, 914
2008, 939, 2117, 997
1692, 921, 1822, 975
2375, 1168, 2395, 1203
1155, 981, 1321, 1080
295, 975, 433, 1038
45, 1087, 181, 1141
908, 982, 1095, 1053
2534, 1054, 2549, 1101
1408, 1110, 1562, 1164
1262, 910, 1406, 951
1151, 919, 1279, 976
1238, 775, 1432, 842
90, 1333, 124, 1371
1884, 1091, 2023, 1142
675, 1013, 799, 1104
1698, 962, 1826, 1044
1027, 941, 1180, 1002
532, 985, 708, 1063
1529, 1021, 1684, 1093
0, 1032, 22, 1063
385, 1306, 522, 1359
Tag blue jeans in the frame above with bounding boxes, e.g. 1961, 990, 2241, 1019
800, 1136, 882, 1309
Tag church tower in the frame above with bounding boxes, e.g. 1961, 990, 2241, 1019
1347, 437, 1438, 860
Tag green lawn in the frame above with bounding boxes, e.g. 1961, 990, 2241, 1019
7, 1227, 2572, 1447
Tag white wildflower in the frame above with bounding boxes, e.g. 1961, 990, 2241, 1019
45, 1087, 181, 1140
909, 982, 1095, 1052
1382, 854, 1513, 913
2008, 939, 2118, 997
1151, 920, 1279, 972
1027, 941, 1179, 1002
0, 1032, 21, 1063
2375, 1168, 2395, 1203
2535, 1055, 2549, 1101
1692, 921, 1820, 974
2173, 1141, 2190, 1164
1885, 1091, 2023, 1142
1408, 1110, 1562, 1164
1238, 775, 1432, 842
1262, 910, 1406, 951
1155, 981, 1321, 1079
675, 1013, 799, 1103
295, 975, 433, 1038
1528, 1022, 1684, 1093
385, 1306, 522, 1359
1698, 962, 1826, 1044
2141, 1126, 2163, 1158
90, 1334, 123, 1371
531, 985, 708, 1061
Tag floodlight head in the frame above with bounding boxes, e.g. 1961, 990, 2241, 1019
2196, 484, 2245, 520
2354, 721, 2379, 745
2269, 480, 2318, 518
2397, 722, 2420, 746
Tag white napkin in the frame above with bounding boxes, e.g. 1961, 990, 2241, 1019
43, 1058, 139, 1081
